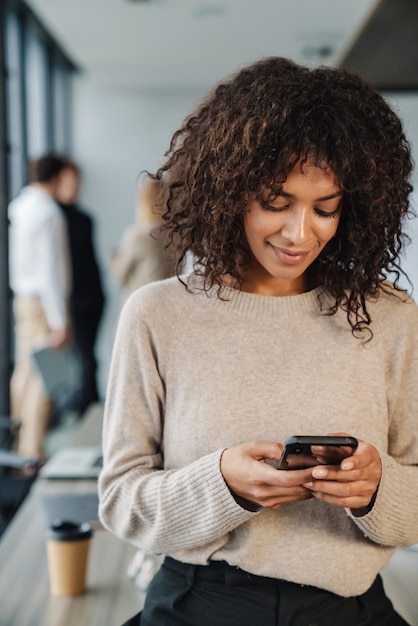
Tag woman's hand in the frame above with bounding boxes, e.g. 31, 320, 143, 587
304, 438, 382, 513
220, 441, 313, 510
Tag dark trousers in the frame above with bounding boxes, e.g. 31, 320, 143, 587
71, 308, 102, 415
122, 557, 410, 626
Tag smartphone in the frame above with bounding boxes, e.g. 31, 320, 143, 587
270, 435, 358, 470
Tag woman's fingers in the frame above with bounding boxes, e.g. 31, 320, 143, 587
220, 438, 382, 512
220, 441, 314, 510
304, 440, 382, 509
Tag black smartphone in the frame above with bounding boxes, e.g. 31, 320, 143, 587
269, 435, 358, 470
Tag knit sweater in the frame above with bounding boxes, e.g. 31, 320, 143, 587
98, 276, 418, 597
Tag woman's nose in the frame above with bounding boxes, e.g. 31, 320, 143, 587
281, 207, 310, 244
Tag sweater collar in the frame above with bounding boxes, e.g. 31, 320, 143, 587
186, 275, 331, 319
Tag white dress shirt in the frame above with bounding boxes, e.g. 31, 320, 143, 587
8, 185, 71, 329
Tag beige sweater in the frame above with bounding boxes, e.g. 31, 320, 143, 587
110, 223, 175, 297
99, 276, 418, 597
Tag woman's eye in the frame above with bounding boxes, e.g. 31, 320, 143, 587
261, 202, 289, 212
314, 207, 340, 219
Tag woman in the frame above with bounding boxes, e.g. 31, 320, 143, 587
110, 179, 176, 299
99, 57, 417, 625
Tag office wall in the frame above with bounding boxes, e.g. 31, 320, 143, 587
72, 80, 418, 398
386, 93, 418, 294
72, 77, 203, 396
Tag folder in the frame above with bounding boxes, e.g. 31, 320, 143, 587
31, 345, 79, 398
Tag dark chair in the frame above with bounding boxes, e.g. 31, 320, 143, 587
0, 416, 40, 537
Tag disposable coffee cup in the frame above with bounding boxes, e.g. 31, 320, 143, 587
46, 520, 93, 596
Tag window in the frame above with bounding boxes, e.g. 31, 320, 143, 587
4, 6, 26, 199
0, 0, 76, 414
3, 0, 76, 196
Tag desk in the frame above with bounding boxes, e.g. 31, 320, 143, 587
381, 547, 418, 626
0, 405, 417, 625
0, 404, 145, 626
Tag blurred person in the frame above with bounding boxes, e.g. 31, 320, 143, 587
55, 159, 105, 417
110, 178, 175, 299
8, 153, 71, 461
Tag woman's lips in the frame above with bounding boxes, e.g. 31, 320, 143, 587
269, 244, 310, 265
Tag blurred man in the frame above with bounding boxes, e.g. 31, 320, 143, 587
8, 154, 71, 460
55, 159, 105, 416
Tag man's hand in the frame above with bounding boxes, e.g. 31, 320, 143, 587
49, 325, 71, 350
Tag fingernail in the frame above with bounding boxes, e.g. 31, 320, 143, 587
312, 467, 328, 478
341, 461, 353, 470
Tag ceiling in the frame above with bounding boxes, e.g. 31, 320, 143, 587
340, 0, 418, 91
25, 0, 381, 93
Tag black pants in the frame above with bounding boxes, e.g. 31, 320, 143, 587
71, 308, 102, 415
122, 557, 410, 626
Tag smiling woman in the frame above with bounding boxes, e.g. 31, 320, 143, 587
242, 159, 342, 296
99, 57, 416, 626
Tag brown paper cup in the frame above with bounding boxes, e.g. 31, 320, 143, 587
45, 521, 93, 596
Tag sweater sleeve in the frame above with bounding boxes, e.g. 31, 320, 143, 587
347, 293, 418, 547
98, 286, 255, 553
347, 454, 418, 547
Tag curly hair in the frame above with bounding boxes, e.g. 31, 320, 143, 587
150, 57, 414, 335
